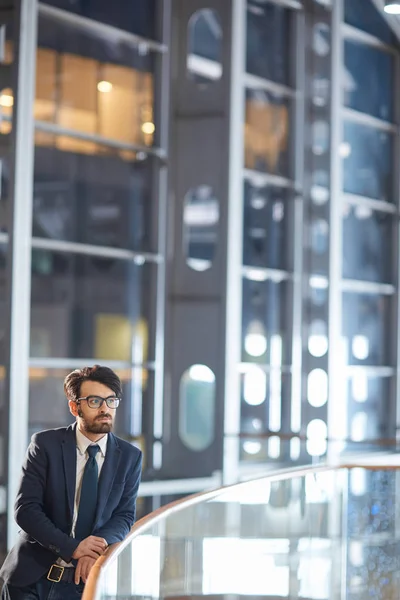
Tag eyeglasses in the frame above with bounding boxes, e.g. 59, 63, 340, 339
77, 395, 121, 409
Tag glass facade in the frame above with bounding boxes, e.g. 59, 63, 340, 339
0, 0, 400, 563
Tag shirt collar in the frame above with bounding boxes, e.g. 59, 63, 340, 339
76, 427, 108, 458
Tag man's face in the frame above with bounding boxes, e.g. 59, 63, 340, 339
69, 380, 117, 435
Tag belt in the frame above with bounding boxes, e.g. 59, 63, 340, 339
46, 564, 76, 583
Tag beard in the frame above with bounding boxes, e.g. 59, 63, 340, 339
78, 409, 113, 434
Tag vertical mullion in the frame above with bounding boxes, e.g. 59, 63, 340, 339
327, 0, 344, 463
289, 7, 305, 445
5, 0, 37, 547
223, 0, 246, 485
394, 47, 400, 446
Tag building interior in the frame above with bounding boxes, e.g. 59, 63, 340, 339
1, 0, 400, 597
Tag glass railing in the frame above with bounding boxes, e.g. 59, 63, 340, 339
83, 465, 400, 600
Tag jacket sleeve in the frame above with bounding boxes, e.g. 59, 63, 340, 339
14, 433, 80, 562
93, 451, 142, 545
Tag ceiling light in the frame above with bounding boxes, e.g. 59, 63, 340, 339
384, 1, 400, 14
0, 94, 13, 107
141, 121, 155, 135
97, 80, 112, 93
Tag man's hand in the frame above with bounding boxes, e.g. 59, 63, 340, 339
74, 556, 97, 585
72, 536, 107, 560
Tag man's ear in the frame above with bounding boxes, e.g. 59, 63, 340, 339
69, 400, 79, 417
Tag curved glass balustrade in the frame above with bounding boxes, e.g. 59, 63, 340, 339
83, 465, 400, 600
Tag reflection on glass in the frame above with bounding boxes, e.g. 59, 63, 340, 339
342, 204, 392, 284
342, 292, 390, 366
37, 14, 156, 147
345, 374, 390, 446
313, 22, 330, 57
312, 121, 329, 156
344, 0, 395, 44
183, 186, 219, 271
30, 250, 152, 361
306, 419, 327, 457
313, 76, 330, 108
307, 369, 328, 407
242, 278, 288, 365
246, 2, 290, 84
28, 366, 149, 440
187, 9, 222, 85
245, 89, 290, 176
41, 0, 158, 39
308, 320, 328, 357
179, 365, 215, 451
243, 182, 290, 270
240, 370, 289, 462
33, 140, 154, 252
344, 41, 393, 121
343, 121, 392, 202
311, 219, 329, 255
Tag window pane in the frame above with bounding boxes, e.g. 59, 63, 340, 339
179, 365, 216, 451
343, 121, 392, 202
183, 186, 219, 271
30, 250, 154, 361
345, 374, 391, 447
342, 293, 391, 366
242, 279, 289, 365
245, 89, 291, 177
342, 205, 393, 284
28, 366, 151, 441
187, 9, 222, 86
36, 14, 157, 147
344, 0, 395, 45
344, 41, 393, 121
41, 0, 158, 40
246, 1, 290, 84
33, 139, 155, 252
243, 182, 291, 270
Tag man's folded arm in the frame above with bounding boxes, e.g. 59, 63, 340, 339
14, 433, 79, 562
93, 452, 142, 545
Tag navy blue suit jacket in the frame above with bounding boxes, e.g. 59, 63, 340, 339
0, 423, 142, 587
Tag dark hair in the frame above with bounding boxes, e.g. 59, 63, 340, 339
64, 365, 122, 403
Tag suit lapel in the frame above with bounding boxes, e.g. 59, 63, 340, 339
61, 423, 77, 522
94, 433, 121, 526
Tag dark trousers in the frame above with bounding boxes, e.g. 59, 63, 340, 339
1, 578, 84, 600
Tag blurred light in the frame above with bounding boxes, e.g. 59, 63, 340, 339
352, 372, 368, 403
290, 437, 301, 460
351, 411, 367, 442
384, 1, 400, 14
339, 142, 351, 158
189, 364, 215, 383
306, 419, 327, 457
243, 440, 262, 455
268, 436, 280, 459
352, 335, 369, 360
0, 94, 13, 107
307, 369, 328, 408
350, 468, 367, 496
250, 194, 265, 210
97, 80, 112, 93
272, 201, 284, 222
244, 320, 267, 357
243, 366, 266, 406
142, 121, 155, 135
354, 205, 372, 220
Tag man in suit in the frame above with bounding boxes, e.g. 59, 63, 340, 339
0, 365, 143, 600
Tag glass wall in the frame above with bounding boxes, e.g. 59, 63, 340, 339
341, 0, 397, 451
28, 1, 167, 477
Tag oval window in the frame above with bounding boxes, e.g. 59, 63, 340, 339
179, 365, 215, 451
187, 9, 223, 85
183, 186, 219, 271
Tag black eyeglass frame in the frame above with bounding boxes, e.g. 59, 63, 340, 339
76, 395, 121, 409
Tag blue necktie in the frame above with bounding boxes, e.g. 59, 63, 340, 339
75, 444, 100, 540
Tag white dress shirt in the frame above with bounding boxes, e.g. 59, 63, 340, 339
58, 429, 108, 567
